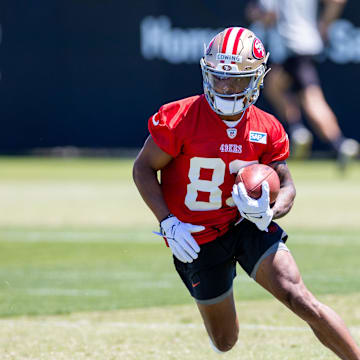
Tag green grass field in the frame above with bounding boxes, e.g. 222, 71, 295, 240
0, 157, 360, 359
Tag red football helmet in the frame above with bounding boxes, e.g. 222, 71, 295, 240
200, 27, 269, 116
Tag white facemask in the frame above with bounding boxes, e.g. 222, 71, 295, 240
214, 95, 246, 115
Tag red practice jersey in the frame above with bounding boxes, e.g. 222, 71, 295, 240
148, 95, 289, 245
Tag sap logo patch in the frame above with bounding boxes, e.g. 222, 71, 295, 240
249, 131, 267, 144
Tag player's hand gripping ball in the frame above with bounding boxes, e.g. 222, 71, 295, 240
235, 164, 280, 204
232, 164, 279, 232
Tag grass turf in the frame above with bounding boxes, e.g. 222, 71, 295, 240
0, 157, 359, 358
0, 227, 360, 317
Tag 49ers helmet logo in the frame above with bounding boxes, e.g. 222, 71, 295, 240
252, 38, 265, 59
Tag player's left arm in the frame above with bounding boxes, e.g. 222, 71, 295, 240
268, 160, 296, 219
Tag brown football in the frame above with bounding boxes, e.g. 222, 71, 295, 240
235, 164, 280, 204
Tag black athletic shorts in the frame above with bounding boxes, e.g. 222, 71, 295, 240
173, 219, 289, 304
282, 55, 320, 92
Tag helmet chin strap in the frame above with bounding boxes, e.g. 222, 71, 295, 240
214, 95, 246, 115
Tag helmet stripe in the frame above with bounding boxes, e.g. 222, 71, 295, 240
232, 27, 244, 55
226, 28, 240, 54
231, 27, 245, 64
221, 27, 233, 54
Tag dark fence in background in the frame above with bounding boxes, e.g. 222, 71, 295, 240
0, 1, 360, 153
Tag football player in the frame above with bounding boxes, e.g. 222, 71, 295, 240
133, 27, 360, 358
250, 0, 359, 167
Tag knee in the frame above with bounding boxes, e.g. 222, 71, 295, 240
211, 330, 239, 352
284, 285, 322, 323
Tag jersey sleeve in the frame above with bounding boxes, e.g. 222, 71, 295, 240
148, 105, 183, 158
261, 117, 290, 164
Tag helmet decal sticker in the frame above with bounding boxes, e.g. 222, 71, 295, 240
216, 53, 242, 62
252, 37, 265, 59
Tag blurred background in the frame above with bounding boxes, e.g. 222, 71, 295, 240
1, 0, 359, 154
0, 1, 360, 359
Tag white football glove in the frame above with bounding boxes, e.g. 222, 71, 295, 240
232, 181, 273, 232
159, 216, 205, 263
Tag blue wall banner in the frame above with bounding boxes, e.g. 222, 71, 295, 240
0, 1, 359, 152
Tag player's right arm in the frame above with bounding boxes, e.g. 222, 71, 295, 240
132, 135, 173, 222
133, 135, 204, 263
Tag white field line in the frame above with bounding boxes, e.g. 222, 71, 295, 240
0, 230, 358, 245
0, 269, 176, 280
0, 230, 155, 243
0, 319, 308, 332
1, 319, 360, 334
290, 235, 360, 246
0, 269, 252, 284
25, 289, 110, 297
0, 268, 350, 284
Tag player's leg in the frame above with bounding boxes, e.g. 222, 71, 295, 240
264, 62, 313, 159
196, 291, 239, 352
173, 230, 241, 353
295, 55, 341, 143
300, 83, 359, 167
301, 83, 341, 142
255, 249, 360, 360
263, 64, 300, 123
294, 56, 359, 165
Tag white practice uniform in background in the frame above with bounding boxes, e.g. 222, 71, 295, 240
259, 0, 323, 56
